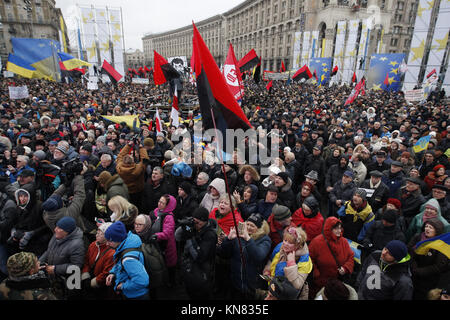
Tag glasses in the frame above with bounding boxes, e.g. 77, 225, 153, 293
134, 223, 145, 227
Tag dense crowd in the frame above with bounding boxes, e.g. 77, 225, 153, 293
0, 74, 449, 301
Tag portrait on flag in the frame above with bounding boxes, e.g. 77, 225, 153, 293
168, 56, 188, 77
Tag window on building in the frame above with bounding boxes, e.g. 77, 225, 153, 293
390, 38, 398, 47
397, 1, 404, 10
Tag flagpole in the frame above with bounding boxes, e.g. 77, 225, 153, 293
208, 104, 247, 285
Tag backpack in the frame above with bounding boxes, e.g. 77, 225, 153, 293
119, 242, 169, 289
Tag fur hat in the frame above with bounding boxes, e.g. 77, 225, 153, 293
387, 198, 402, 210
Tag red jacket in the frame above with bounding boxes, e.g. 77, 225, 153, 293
82, 241, 116, 286
209, 208, 243, 235
308, 217, 354, 290
291, 208, 324, 243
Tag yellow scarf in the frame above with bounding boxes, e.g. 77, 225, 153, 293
344, 201, 374, 223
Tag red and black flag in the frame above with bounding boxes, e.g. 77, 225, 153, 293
331, 65, 338, 77
352, 72, 357, 83
426, 68, 436, 79
153, 50, 180, 85
266, 80, 273, 92
292, 65, 312, 82
144, 65, 152, 74
238, 49, 260, 73
280, 61, 286, 72
101, 59, 123, 84
192, 22, 251, 137
138, 66, 145, 77
252, 57, 261, 84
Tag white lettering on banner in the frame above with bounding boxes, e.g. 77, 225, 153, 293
8, 86, 29, 99
131, 78, 149, 84
404, 89, 425, 102
87, 82, 98, 90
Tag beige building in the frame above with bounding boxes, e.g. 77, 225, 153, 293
0, 0, 69, 62
143, 0, 416, 73
125, 48, 145, 69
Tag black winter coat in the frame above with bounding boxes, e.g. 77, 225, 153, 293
360, 179, 390, 213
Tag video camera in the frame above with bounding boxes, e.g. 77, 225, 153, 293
60, 158, 83, 186
178, 217, 195, 238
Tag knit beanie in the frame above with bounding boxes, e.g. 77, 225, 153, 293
382, 209, 397, 224
98, 171, 112, 186
387, 198, 402, 210
42, 194, 63, 212
7, 252, 37, 278
192, 207, 209, 222
385, 240, 408, 262
277, 172, 290, 184
179, 181, 192, 195
55, 145, 68, 155
56, 216, 77, 234
354, 188, 367, 201
272, 204, 291, 222
104, 221, 128, 243
33, 150, 46, 161
247, 213, 263, 228
323, 278, 350, 300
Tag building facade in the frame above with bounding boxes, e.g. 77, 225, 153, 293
143, 0, 417, 74
125, 48, 145, 69
0, 0, 68, 63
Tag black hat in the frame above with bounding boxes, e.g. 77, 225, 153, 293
192, 207, 209, 222
382, 209, 397, 224
391, 161, 403, 168
405, 177, 421, 185
268, 276, 300, 300
18, 169, 35, 177
369, 170, 383, 178
376, 150, 386, 157
276, 172, 290, 184
179, 181, 192, 195
432, 184, 448, 192
247, 213, 263, 229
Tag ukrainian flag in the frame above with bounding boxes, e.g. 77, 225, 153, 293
415, 232, 450, 259
346, 238, 361, 264
413, 135, 431, 153
11, 38, 61, 82
269, 242, 313, 277
101, 115, 149, 129
6, 54, 36, 79
58, 52, 91, 70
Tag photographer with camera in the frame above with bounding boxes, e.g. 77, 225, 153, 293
176, 207, 217, 300
42, 158, 86, 234
116, 134, 149, 212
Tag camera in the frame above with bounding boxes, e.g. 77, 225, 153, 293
61, 158, 83, 185
179, 217, 195, 237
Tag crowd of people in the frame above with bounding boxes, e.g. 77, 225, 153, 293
0, 74, 449, 301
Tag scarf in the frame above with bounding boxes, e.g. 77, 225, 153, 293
137, 215, 152, 236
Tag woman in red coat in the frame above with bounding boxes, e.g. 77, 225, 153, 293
291, 196, 324, 243
308, 216, 354, 298
209, 194, 243, 238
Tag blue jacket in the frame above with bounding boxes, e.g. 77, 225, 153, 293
110, 231, 149, 298
9, 165, 35, 183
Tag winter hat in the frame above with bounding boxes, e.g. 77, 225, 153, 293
98, 222, 113, 234
192, 207, 209, 222
382, 209, 398, 224
98, 171, 112, 186
179, 181, 192, 195
354, 188, 367, 200
433, 164, 445, 172
305, 170, 319, 181
343, 170, 354, 178
323, 278, 350, 300
18, 169, 35, 177
33, 150, 47, 161
272, 204, 292, 222
104, 221, 128, 243
268, 276, 300, 300
387, 198, 402, 210
247, 213, 263, 228
7, 252, 37, 278
97, 136, 106, 144
42, 194, 63, 212
56, 216, 77, 234
303, 196, 319, 213
55, 145, 68, 155
384, 240, 408, 262
276, 172, 290, 184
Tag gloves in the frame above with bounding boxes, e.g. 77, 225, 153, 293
19, 231, 34, 250
149, 234, 158, 242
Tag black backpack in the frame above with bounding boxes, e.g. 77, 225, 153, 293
118, 242, 169, 289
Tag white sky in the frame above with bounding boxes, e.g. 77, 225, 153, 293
55, 0, 244, 51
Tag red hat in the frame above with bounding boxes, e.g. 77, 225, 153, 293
387, 198, 401, 210
433, 164, 445, 172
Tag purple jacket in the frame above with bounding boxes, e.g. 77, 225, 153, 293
153, 195, 177, 267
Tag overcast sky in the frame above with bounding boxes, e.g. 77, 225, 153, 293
55, 0, 243, 51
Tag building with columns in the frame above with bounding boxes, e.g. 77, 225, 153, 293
143, 0, 417, 75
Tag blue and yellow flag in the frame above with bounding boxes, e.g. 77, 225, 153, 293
415, 232, 450, 259
346, 238, 361, 264
6, 54, 36, 79
58, 52, 91, 70
413, 135, 431, 153
11, 38, 61, 82
309, 57, 332, 87
367, 53, 405, 92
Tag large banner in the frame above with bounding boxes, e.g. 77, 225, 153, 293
292, 32, 302, 70
332, 21, 347, 83
108, 8, 125, 81
9, 86, 29, 99
356, 19, 371, 80
310, 31, 320, 59
424, 0, 450, 83
343, 19, 360, 84
300, 31, 311, 67
263, 71, 290, 81
80, 7, 98, 67
403, 0, 435, 91
95, 8, 111, 64
367, 53, 405, 92
309, 57, 332, 86
168, 56, 188, 77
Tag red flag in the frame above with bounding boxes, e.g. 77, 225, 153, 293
223, 43, 244, 102
345, 77, 365, 105
192, 22, 251, 135
281, 61, 286, 72
352, 72, 357, 83
101, 60, 123, 83
148, 119, 153, 131
266, 80, 273, 91
153, 50, 180, 85
331, 66, 338, 77
171, 84, 180, 127
426, 69, 436, 79
292, 65, 312, 82
238, 49, 260, 73
383, 73, 389, 86
155, 109, 162, 133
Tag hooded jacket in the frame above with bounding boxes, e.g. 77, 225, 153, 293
237, 184, 259, 220
356, 250, 413, 300
116, 145, 149, 194
199, 178, 226, 212
308, 217, 354, 290
0, 192, 18, 243
109, 231, 149, 298
291, 197, 324, 243
218, 220, 272, 293
104, 174, 129, 203
151, 195, 177, 268
405, 198, 450, 241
